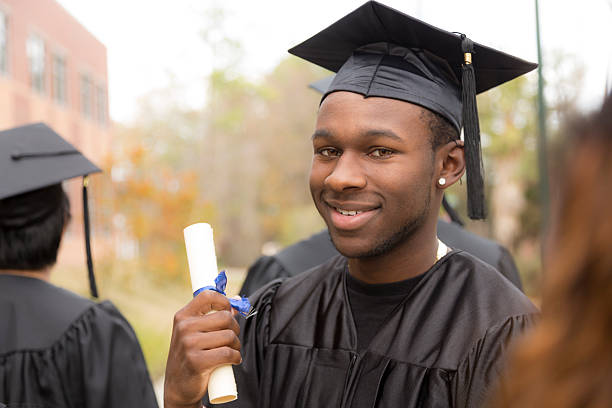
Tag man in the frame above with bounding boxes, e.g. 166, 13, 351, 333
164, 2, 537, 407
0, 123, 158, 407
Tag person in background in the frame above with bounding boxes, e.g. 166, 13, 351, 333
0, 123, 158, 407
489, 94, 612, 408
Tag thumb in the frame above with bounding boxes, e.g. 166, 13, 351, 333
230, 295, 242, 317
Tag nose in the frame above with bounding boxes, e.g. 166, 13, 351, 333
324, 152, 367, 192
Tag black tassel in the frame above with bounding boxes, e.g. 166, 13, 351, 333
442, 195, 464, 226
83, 176, 99, 298
461, 34, 486, 219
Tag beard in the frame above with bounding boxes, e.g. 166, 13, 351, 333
329, 192, 431, 259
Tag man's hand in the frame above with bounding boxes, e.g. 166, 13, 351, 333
164, 290, 242, 408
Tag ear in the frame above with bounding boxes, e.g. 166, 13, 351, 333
435, 140, 465, 190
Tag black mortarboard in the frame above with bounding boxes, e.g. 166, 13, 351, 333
291, 1, 537, 219
0, 122, 101, 297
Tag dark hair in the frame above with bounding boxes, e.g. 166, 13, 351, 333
0, 187, 71, 270
420, 108, 460, 150
489, 94, 612, 408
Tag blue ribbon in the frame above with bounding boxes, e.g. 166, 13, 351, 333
193, 270, 252, 317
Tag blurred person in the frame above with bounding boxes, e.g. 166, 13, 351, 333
489, 94, 612, 408
0, 123, 158, 407
164, 2, 538, 407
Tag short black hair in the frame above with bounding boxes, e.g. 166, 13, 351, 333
420, 108, 460, 150
0, 187, 71, 270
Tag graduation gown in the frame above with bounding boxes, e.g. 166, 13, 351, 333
225, 250, 537, 408
0, 275, 158, 408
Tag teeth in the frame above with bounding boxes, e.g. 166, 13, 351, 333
336, 207, 363, 216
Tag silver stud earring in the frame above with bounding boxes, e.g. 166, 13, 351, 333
438, 177, 446, 186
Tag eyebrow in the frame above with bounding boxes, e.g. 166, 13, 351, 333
311, 128, 404, 142
363, 129, 403, 142
311, 129, 332, 141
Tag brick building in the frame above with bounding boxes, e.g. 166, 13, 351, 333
0, 0, 112, 268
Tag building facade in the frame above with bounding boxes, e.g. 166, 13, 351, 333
0, 0, 112, 270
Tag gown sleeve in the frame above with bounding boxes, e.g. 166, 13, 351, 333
452, 313, 537, 408
78, 301, 159, 408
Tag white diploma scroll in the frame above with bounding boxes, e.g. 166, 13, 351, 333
183, 223, 238, 404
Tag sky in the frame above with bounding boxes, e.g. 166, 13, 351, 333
56, 0, 612, 123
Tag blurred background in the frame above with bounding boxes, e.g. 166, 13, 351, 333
2, 0, 610, 395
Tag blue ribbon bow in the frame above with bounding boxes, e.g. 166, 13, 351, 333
193, 270, 252, 317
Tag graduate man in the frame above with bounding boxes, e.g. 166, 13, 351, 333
164, 2, 538, 407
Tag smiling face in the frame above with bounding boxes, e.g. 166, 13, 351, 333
310, 91, 439, 259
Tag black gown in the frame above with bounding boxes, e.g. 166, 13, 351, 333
222, 250, 537, 408
0, 275, 158, 408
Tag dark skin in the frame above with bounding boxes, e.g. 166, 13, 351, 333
311, 91, 465, 283
164, 291, 241, 408
163, 91, 465, 407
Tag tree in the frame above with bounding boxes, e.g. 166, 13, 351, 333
197, 58, 328, 265
103, 114, 216, 284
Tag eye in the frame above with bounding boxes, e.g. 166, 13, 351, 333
369, 148, 394, 158
317, 147, 341, 157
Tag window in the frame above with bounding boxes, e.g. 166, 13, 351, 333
96, 84, 107, 125
52, 54, 67, 104
80, 74, 92, 117
0, 10, 8, 75
27, 34, 45, 93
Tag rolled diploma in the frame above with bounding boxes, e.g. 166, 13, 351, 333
183, 223, 237, 404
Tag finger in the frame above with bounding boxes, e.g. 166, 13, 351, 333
175, 290, 231, 322
230, 295, 243, 317
189, 346, 242, 371
193, 290, 232, 314
177, 310, 240, 337
183, 329, 241, 352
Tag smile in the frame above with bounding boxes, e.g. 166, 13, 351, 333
334, 207, 364, 216
326, 203, 380, 231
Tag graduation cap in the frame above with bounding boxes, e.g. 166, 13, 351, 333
0, 122, 101, 297
290, 0, 537, 219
